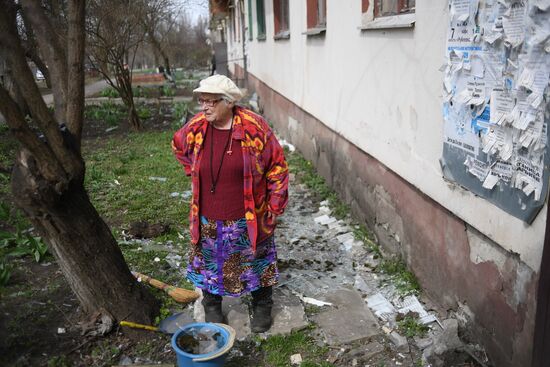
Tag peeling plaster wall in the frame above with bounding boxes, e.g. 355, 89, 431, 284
226, 0, 546, 273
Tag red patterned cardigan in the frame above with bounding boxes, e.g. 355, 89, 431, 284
172, 106, 289, 252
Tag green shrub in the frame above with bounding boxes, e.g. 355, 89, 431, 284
161, 85, 175, 97
377, 257, 420, 296
133, 86, 151, 98
173, 102, 188, 124
85, 102, 125, 126
100, 87, 120, 98
136, 104, 152, 120
0, 260, 12, 287
397, 313, 429, 338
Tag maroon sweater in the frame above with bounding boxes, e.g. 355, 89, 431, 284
199, 125, 245, 220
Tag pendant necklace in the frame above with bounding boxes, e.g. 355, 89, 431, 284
209, 117, 234, 194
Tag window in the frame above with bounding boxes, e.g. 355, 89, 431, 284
256, 0, 266, 40
361, 0, 415, 30
248, 0, 253, 40
374, 0, 415, 18
305, 0, 326, 35
273, 0, 290, 39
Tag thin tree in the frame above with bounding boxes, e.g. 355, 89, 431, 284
86, 0, 148, 130
0, 0, 159, 327
141, 0, 181, 78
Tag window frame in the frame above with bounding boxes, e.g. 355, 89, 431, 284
248, 0, 253, 40
256, 0, 266, 40
303, 0, 327, 36
374, 0, 415, 18
360, 0, 415, 31
273, 0, 290, 40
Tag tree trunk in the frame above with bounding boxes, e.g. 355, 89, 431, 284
116, 68, 141, 130
163, 55, 171, 77
11, 149, 159, 324
127, 100, 141, 130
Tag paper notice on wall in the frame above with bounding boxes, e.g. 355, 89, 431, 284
447, 0, 482, 64
464, 156, 490, 181
469, 55, 485, 77
533, 0, 550, 11
481, 48, 505, 87
490, 89, 514, 125
518, 45, 550, 96
443, 104, 480, 155
482, 125, 513, 161
471, 104, 491, 134
483, 160, 513, 189
450, 0, 478, 24
532, 121, 548, 154
502, 1, 527, 47
519, 118, 544, 149
456, 78, 487, 107
442, 0, 550, 222
514, 155, 544, 200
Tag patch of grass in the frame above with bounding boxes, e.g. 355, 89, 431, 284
0, 201, 50, 288
136, 103, 153, 120
47, 355, 72, 367
352, 224, 381, 257
100, 87, 120, 98
0, 260, 13, 287
304, 303, 323, 316
300, 362, 334, 367
133, 86, 152, 98
90, 340, 121, 366
287, 153, 349, 220
397, 313, 429, 338
83, 129, 194, 295
161, 85, 175, 97
260, 329, 332, 367
84, 101, 126, 126
377, 257, 420, 296
83, 130, 190, 232
173, 101, 188, 126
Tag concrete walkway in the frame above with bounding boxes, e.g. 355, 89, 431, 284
0, 79, 109, 123
182, 165, 485, 366
42, 79, 109, 106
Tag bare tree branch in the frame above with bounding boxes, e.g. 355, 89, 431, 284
20, 10, 52, 88
20, 0, 68, 121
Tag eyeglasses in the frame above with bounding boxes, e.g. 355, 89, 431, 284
198, 98, 223, 107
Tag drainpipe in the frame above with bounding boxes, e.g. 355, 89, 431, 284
239, 0, 248, 88
532, 201, 550, 367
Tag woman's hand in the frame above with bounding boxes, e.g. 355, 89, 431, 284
266, 211, 277, 226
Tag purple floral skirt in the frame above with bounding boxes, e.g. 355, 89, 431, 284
186, 215, 279, 297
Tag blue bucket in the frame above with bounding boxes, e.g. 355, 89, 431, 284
171, 322, 235, 367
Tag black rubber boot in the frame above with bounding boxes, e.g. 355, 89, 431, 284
202, 292, 224, 323
251, 286, 273, 333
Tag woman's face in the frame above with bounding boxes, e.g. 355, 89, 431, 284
199, 93, 233, 124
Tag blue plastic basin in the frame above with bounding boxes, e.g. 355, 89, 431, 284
171, 322, 231, 367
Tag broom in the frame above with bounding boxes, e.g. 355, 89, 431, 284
132, 271, 199, 303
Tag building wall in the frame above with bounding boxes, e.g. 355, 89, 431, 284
225, 1, 544, 366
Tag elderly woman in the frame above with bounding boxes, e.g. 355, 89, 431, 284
172, 75, 289, 333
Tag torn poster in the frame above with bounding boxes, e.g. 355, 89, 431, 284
502, 1, 527, 48
514, 154, 544, 200
441, 0, 550, 223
